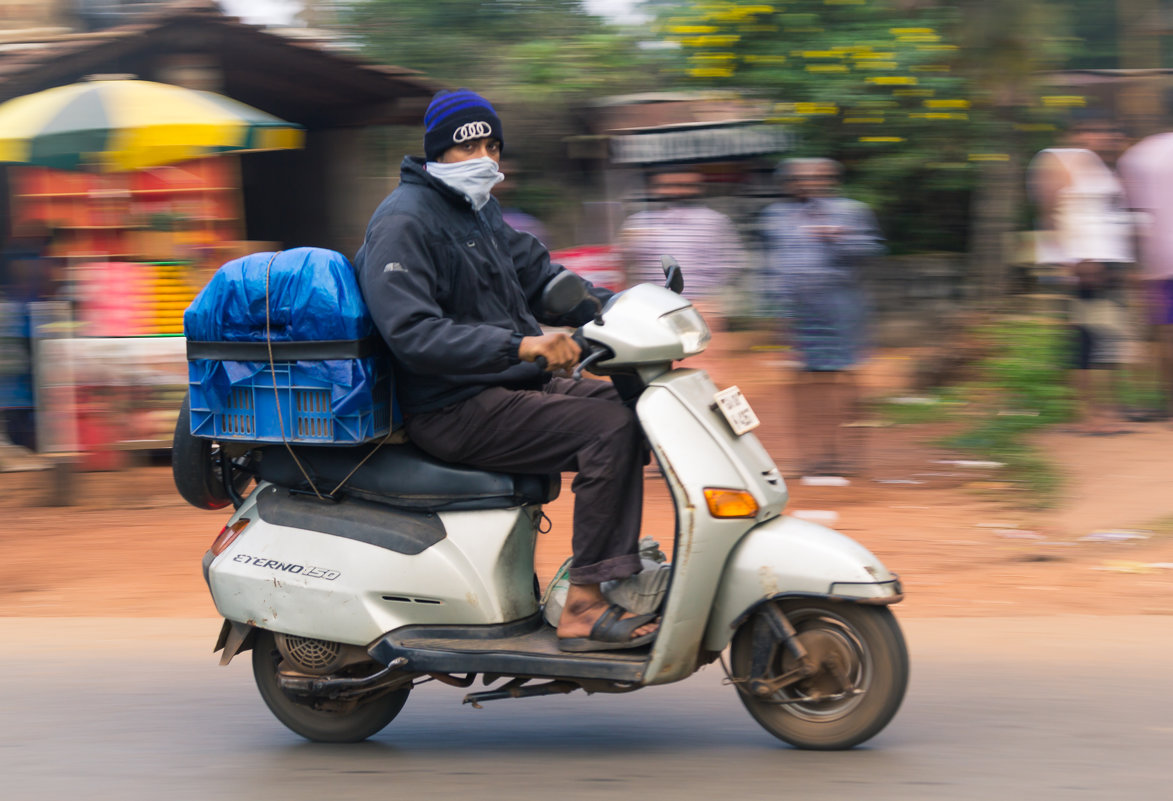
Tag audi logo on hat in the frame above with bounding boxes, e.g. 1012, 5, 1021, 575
453, 121, 493, 143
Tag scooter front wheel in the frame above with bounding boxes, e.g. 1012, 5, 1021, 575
729, 599, 908, 750
252, 629, 411, 742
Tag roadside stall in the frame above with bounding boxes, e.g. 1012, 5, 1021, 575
0, 78, 303, 468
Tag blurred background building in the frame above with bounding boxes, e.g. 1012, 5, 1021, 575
0, 0, 437, 465
5, 0, 1173, 477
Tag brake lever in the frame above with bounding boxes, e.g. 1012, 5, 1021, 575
572, 348, 610, 381
569, 328, 591, 380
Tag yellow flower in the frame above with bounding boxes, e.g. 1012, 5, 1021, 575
909, 112, 968, 120
796, 102, 839, 115
682, 35, 741, 47
1041, 95, 1086, 107
689, 66, 736, 78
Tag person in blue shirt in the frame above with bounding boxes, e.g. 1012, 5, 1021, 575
759, 158, 883, 476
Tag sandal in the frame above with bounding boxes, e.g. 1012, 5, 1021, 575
558, 604, 658, 653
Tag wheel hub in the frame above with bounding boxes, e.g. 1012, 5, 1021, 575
780, 629, 857, 697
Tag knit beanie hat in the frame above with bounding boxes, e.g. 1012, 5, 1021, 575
423, 89, 504, 162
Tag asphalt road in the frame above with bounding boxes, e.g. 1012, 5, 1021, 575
1, 616, 1170, 801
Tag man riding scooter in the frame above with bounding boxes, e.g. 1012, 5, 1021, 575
354, 89, 657, 652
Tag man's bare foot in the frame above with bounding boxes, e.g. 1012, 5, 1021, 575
556, 582, 658, 641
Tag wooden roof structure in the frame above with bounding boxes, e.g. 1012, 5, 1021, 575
0, 1, 439, 129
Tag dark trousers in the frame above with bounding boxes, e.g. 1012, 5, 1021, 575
404, 377, 644, 584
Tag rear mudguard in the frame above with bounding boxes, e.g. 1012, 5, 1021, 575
702, 514, 902, 652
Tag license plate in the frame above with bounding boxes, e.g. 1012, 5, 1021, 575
714, 386, 760, 436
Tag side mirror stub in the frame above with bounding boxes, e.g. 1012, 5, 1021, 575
660, 255, 684, 294
542, 270, 590, 317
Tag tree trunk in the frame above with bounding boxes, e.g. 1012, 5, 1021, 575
968, 150, 1023, 309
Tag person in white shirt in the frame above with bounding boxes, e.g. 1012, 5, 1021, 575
1028, 114, 1136, 434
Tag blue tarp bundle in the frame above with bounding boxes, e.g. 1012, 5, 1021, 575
185, 247, 372, 343
184, 248, 393, 441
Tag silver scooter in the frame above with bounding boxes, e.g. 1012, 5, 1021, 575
176, 260, 908, 749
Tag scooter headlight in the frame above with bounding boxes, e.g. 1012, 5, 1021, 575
660, 306, 711, 356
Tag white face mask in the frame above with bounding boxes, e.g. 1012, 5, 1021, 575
426, 156, 505, 211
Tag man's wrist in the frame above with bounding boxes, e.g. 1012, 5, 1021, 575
510, 331, 525, 363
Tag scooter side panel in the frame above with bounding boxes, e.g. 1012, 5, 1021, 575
701, 514, 901, 652
441, 507, 542, 623
638, 375, 783, 685
208, 499, 536, 645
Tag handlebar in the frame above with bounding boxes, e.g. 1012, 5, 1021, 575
533, 329, 610, 380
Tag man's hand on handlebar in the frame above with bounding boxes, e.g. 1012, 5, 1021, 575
519, 332, 581, 374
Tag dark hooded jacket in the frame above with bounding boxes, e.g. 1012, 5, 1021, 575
355, 156, 606, 415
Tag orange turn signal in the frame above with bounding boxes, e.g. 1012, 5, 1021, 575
703, 488, 759, 519
211, 518, 250, 556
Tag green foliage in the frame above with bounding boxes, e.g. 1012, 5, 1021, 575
971, 319, 1074, 422
342, 0, 658, 93
876, 397, 957, 426
874, 318, 1073, 505
939, 318, 1074, 506
339, 0, 669, 232
643, 0, 1081, 253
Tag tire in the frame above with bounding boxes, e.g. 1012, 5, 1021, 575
171, 392, 250, 510
251, 629, 411, 743
730, 599, 908, 750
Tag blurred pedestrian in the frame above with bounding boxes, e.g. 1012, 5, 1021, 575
0, 230, 55, 454
1028, 113, 1136, 434
1118, 132, 1173, 421
616, 168, 746, 386
759, 158, 883, 476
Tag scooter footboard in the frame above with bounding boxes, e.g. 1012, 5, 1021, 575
703, 515, 902, 652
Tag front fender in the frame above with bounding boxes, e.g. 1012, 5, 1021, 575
702, 514, 902, 652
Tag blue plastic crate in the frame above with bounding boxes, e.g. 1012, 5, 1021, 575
188, 358, 398, 445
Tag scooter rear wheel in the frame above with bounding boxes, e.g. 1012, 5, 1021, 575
252, 629, 411, 742
730, 599, 908, 750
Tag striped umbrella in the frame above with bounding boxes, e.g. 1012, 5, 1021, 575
0, 78, 304, 172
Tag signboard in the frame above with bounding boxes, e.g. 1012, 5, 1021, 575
610, 122, 792, 166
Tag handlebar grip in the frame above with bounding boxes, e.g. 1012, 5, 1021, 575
534, 355, 549, 371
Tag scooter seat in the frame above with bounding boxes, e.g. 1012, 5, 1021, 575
255, 442, 560, 511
